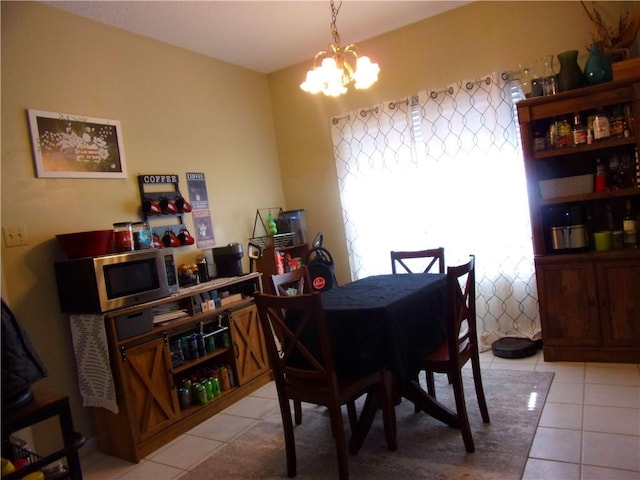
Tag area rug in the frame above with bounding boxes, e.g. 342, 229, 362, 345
184, 369, 553, 480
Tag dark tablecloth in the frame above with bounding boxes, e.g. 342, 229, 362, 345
321, 274, 447, 379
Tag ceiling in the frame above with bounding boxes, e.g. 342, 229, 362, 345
44, 1, 469, 74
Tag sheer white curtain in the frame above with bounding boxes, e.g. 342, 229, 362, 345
331, 72, 540, 346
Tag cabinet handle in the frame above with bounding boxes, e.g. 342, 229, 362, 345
120, 345, 127, 362
234, 342, 239, 358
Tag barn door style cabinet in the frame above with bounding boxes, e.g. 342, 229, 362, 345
517, 73, 640, 363
92, 272, 271, 462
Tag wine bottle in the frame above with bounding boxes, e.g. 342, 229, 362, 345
623, 199, 638, 248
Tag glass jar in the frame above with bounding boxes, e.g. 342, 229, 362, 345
132, 221, 152, 250
113, 222, 134, 252
542, 55, 557, 96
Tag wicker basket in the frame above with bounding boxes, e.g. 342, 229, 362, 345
538, 174, 594, 199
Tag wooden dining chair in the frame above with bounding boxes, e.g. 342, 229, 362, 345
254, 292, 397, 480
390, 247, 445, 274
271, 266, 312, 425
418, 255, 490, 453
390, 247, 446, 398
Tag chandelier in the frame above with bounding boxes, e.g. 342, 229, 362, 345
300, 0, 380, 97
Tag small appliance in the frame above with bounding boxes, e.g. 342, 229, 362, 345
54, 248, 179, 313
547, 205, 589, 253
212, 243, 244, 277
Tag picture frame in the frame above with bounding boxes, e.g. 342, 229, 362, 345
27, 109, 127, 179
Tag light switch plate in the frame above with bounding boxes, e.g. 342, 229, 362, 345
3, 226, 28, 247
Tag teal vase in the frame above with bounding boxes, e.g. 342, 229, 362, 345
557, 50, 583, 92
583, 43, 613, 85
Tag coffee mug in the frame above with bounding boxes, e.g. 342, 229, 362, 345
594, 230, 612, 251
159, 197, 178, 214
162, 229, 181, 248
143, 198, 162, 215
175, 196, 193, 213
177, 228, 195, 246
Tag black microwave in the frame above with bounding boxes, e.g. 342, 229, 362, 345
54, 248, 179, 313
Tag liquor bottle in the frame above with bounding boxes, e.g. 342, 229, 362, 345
623, 199, 637, 248
593, 109, 611, 140
572, 113, 587, 145
558, 117, 572, 147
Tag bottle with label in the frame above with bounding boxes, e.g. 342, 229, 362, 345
572, 113, 587, 145
595, 158, 607, 192
623, 199, 638, 248
610, 106, 625, 138
558, 117, 572, 147
593, 110, 611, 140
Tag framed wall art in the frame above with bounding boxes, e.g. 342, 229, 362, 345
27, 109, 127, 179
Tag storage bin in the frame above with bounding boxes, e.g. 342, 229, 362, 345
538, 174, 594, 199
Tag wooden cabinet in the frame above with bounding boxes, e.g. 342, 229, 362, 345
119, 337, 180, 442
229, 304, 269, 385
91, 273, 272, 462
517, 73, 640, 363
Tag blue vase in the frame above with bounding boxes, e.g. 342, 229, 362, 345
584, 43, 613, 85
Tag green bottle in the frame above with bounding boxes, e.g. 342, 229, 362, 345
267, 211, 278, 235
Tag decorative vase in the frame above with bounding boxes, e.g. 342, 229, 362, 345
557, 50, 583, 92
584, 43, 613, 85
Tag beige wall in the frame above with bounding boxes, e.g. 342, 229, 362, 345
1, 1, 285, 447
270, 1, 635, 283
1, 0, 634, 456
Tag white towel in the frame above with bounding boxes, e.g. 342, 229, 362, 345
69, 314, 119, 414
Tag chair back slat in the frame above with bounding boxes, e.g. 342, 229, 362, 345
272, 266, 312, 296
390, 248, 445, 274
446, 255, 476, 359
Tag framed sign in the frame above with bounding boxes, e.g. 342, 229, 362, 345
27, 109, 127, 179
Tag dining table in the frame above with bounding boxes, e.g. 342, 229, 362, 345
320, 273, 460, 453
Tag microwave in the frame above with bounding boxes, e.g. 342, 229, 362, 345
54, 248, 179, 313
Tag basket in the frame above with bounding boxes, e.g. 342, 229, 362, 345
538, 174, 594, 199
249, 233, 294, 250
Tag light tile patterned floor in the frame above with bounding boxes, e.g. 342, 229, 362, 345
79, 351, 640, 480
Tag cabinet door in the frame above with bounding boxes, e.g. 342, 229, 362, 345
229, 304, 269, 385
536, 261, 600, 347
597, 258, 640, 348
120, 337, 180, 442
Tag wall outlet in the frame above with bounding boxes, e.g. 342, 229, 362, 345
3, 226, 28, 247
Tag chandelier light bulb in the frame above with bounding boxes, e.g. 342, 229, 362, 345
300, 0, 379, 97
353, 56, 380, 89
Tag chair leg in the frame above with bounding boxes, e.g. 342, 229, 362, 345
294, 400, 302, 425
277, 393, 297, 477
380, 370, 398, 451
449, 368, 475, 453
426, 371, 436, 397
346, 401, 358, 432
471, 354, 490, 423
327, 401, 350, 480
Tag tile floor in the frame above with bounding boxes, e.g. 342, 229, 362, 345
79, 351, 640, 480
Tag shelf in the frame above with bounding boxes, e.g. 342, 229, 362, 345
177, 386, 238, 417
538, 186, 640, 205
172, 347, 231, 374
533, 136, 637, 159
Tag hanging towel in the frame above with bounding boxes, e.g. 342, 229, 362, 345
69, 314, 119, 414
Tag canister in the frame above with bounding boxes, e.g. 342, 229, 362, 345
132, 222, 152, 250
113, 222, 134, 252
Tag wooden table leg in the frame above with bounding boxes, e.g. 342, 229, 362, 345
348, 390, 378, 454
399, 378, 459, 428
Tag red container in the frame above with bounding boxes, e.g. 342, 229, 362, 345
56, 229, 115, 259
